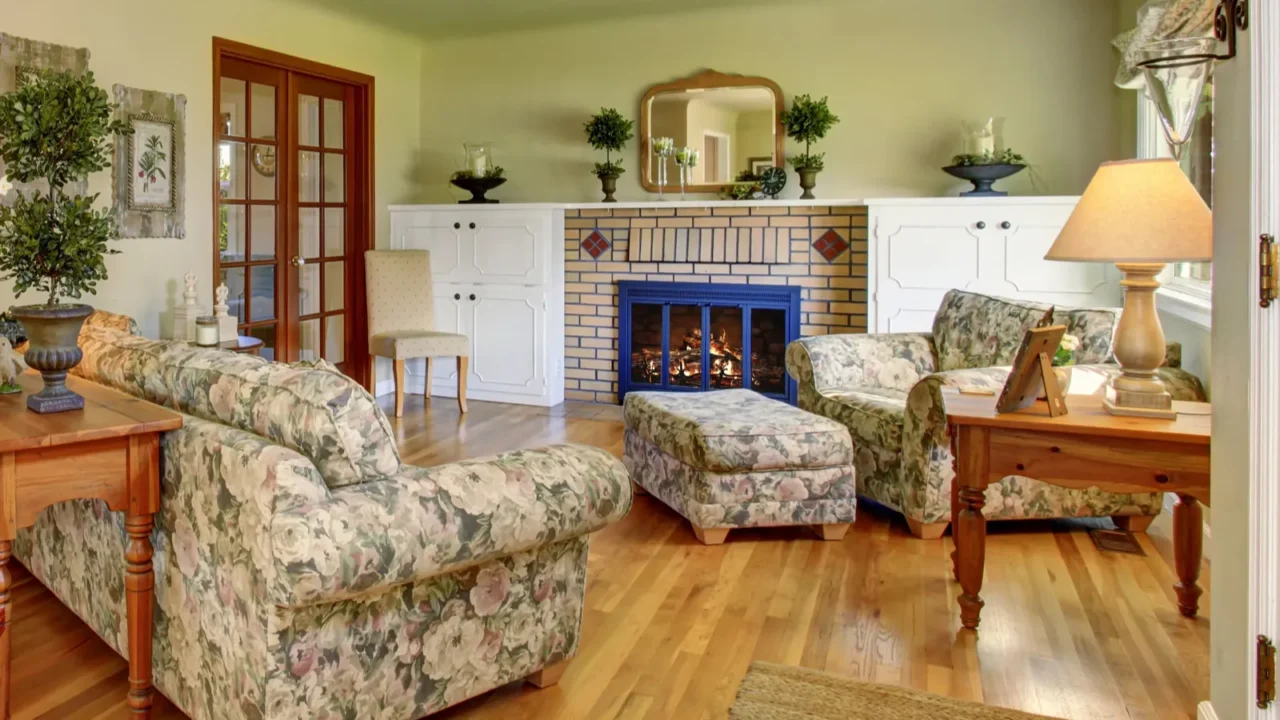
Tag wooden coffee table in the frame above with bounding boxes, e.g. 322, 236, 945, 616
0, 371, 183, 717
944, 391, 1210, 631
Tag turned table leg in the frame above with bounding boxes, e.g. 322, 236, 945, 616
1173, 493, 1204, 618
953, 426, 990, 630
0, 541, 10, 720
126, 514, 155, 717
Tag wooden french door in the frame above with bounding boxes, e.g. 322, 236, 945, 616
213, 39, 372, 385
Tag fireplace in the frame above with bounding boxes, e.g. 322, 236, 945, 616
618, 281, 802, 404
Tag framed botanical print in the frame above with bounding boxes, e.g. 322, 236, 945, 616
112, 85, 186, 238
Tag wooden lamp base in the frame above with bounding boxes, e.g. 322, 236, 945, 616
1106, 262, 1177, 421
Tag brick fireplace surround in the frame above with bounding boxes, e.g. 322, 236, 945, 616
563, 203, 869, 404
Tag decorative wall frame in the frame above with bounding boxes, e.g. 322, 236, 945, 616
112, 85, 186, 239
0, 34, 91, 206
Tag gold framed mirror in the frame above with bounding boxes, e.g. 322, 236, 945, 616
639, 70, 784, 194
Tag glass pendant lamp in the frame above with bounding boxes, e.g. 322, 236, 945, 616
1137, 37, 1216, 159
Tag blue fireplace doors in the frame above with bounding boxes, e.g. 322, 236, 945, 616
617, 281, 801, 404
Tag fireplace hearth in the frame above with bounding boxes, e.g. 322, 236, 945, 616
618, 281, 801, 403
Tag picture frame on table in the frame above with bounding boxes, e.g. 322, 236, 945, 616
995, 309, 1068, 417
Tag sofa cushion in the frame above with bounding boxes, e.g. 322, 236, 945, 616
931, 290, 1119, 371
75, 329, 400, 488
623, 388, 853, 473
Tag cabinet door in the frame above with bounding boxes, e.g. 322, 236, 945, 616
995, 206, 1120, 307
392, 211, 470, 281
427, 286, 467, 388
466, 285, 548, 398
470, 211, 550, 286
872, 206, 987, 332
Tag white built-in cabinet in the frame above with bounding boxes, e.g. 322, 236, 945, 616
389, 206, 565, 407
866, 198, 1122, 333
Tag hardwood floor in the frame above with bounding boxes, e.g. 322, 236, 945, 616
8, 396, 1208, 719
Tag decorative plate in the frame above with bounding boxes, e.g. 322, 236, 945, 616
759, 166, 787, 198
252, 145, 276, 177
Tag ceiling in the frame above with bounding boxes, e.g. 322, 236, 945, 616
294, 0, 789, 39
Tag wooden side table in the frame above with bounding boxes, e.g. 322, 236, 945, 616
0, 371, 182, 717
190, 336, 264, 356
944, 392, 1210, 631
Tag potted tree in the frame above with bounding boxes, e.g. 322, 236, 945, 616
584, 107, 633, 203
781, 94, 840, 199
0, 69, 128, 412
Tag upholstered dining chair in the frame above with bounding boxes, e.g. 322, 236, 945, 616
365, 250, 470, 417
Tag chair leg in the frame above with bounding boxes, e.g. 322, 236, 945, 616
393, 360, 405, 418
1113, 515, 1157, 533
906, 518, 949, 540
424, 357, 433, 400
457, 356, 469, 413
526, 658, 571, 689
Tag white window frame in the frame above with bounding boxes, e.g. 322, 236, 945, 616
1140, 94, 1214, 328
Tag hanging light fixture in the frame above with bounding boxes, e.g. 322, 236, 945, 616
1136, 0, 1248, 69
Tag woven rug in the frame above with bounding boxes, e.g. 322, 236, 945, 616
730, 662, 1063, 720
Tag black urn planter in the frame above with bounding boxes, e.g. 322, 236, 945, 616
942, 163, 1026, 197
450, 176, 506, 204
597, 173, 620, 203
9, 303, 93, 413
796, 167, 820, 200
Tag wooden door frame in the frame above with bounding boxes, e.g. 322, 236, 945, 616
212, 37, 375, 389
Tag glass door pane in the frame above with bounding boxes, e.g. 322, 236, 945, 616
293, 76, 352, 372
217, 57, 286, 361
668, 305, 702, 388
708, 306, 744, 390
751, 308, 787, 395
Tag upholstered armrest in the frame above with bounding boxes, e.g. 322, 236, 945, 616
787, 333, 938, 395
268, 444, 632, 607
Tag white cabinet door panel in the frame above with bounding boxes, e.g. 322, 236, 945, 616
467, 286, 547, 397
884, 226, 981, 290
393, 213, 468, 280
471, 212, 549, 285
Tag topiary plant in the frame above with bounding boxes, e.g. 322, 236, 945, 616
781, 94, 839, 172
0, 69, 129, 306
584, 107, 634, 179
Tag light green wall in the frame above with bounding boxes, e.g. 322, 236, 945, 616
0, 0, 424, 337
418, 0, 1124, 203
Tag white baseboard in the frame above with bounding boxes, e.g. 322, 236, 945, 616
1197, 700, 1218, 720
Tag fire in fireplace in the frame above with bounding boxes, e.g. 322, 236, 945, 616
618, 282, 801, 403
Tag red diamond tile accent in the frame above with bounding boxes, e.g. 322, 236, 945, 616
582, 230, 610, 260
812, 229, 849, 263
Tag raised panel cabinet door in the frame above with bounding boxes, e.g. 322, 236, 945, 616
465, 285, 547, 397
873, 206, 984, 334
428, 288, 468, 390
469, 211, 551, 285
997, 205, 1121, 306
393, 212, 468, 280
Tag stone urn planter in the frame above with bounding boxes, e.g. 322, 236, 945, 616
796, 167, 820, 200
597, 173, 620, 203
9, 303, 93, 413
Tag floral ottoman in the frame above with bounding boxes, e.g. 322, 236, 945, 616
622, 389, 857, 545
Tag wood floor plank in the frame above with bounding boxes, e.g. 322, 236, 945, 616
7, 398, 1207, 719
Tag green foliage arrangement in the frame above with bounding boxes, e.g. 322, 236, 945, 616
951, 147, 1027, 167
1053, 334, 1080, 367
0, 69, 129, 306
451, 165, 506, 181
781, 94, 839, 171
584, 107, 634, 178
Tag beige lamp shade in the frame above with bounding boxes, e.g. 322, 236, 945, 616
1045, 158, 1212, 262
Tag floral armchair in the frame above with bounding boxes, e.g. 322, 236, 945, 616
786, 290, 1207, 538
14, 313, 632, 719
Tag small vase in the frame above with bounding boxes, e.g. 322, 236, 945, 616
797, 167, 819, 200
9, 303, 93, 413
656, 158, 668, 200
599, 173, 619, 203
678, 165, 688, 200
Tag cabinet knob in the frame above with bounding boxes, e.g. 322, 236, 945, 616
453, 222, 461, 230
975, 221, 986, 230
469, 222, 476, 230
454, 293, 461, 300
1000, 221, 1012, 230
469, 293, 477, 301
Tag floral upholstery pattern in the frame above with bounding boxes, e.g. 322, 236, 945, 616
787, 290, 1209, 530
16, 317, 632, 720
74, 328, 401, 489
623, 390, 856, 530
623, 389, 853, 472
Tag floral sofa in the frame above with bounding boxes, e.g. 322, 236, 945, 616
13, 312, 632, 719
786, 290, 1207, 539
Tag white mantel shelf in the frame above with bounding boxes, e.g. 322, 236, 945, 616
389, 196, 1080, 212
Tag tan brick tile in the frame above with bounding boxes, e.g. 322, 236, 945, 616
641, 208, 676, 217
750, 206, 790, 215
658, 217, 694, 228
749, 276, 787, 286
694, 217, 731, 228
730, 216, 769, 228
712, 206, 752, 216
677, 207, 712, 217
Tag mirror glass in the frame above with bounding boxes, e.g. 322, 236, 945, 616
641, 72, 783, 193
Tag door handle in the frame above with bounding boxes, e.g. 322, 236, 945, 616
290, 256, 305, 267
975, 221, 986, 230
454, 293, 461, 300
453, 222, 461, 230
1000, 221, 1012, 230
469, 293, 476, 301
469, 222, 476, 230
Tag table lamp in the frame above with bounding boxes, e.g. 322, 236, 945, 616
1045, 158, 1211, 419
